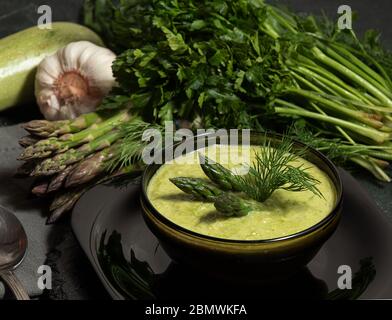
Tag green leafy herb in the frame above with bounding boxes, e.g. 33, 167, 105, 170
84, 0, 392, 181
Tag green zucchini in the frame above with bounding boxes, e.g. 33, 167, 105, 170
0, 22, 104, 111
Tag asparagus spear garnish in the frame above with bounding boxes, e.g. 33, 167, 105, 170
31, 129, 124, 176
214, 193, 258, 217
22, 111, 107, 138
169, 177, 223, 201
169, 177, 257, 216
19, 110, 131, 160
199, 154, 242, 191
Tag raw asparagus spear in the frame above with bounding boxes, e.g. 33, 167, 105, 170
31, 129, 124, 176
19, 135, 39, 148
65, 143, 119, 188
22, 111, 107, 138
199, 154, 242, 191
15, 161, 40, 177
31, 180, 49, 197
47, 164, 77, 193
22, 120, 68, 138
169, 177, 223, 201
65, 141, 143, 188
19, 110, 131, 160
48, 188, 85, 224
214, 193, 258, 217
47, 164, 140, 224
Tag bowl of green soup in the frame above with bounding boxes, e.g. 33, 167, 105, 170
140, 132, 342, 282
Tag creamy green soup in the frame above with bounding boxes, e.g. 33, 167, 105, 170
147, 145, 336, 240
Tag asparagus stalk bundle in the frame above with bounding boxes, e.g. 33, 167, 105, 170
47, 163, 140, 224
30, 129, 124, 176
17, 110, 141, 224
19, 110, 130, 161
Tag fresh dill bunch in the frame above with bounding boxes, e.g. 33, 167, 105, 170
289, 125, 392, 165
234, 137, 323, 202
105, 118, 164, 173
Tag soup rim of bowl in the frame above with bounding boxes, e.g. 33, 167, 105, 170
141, 131, 343, 245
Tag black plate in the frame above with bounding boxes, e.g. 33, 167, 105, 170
71, 169, 392, 300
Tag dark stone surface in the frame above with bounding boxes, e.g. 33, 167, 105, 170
278, 0, 392, 49
2, 0, 392, 42
0, 0, 83, 38
0, 0, 391, 300
0, 0, 108, 300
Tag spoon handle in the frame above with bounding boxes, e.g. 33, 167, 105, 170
0, 270, 30, 300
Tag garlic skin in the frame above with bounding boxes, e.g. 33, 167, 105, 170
35, 41, 116, 120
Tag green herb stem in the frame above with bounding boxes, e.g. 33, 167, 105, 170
286, 88, 384, 129
330, 42, 391, 90
275, 105, 390, 144
319, 43, 392, 98
311, 47, 392, 106
291, 66, 368, 104
296, 54, 377, 105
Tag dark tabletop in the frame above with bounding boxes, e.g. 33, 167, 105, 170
1, 0, 392, 300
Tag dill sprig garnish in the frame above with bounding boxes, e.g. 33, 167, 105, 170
290, 125, 392, 164
235, 137, 323, 202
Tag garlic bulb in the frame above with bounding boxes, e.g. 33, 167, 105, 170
35, 41, 116, 120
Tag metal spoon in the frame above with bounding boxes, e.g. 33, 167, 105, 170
0, 207, 30, 300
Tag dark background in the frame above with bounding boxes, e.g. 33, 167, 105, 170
1, 0, 392, 48
1, 0, 392, 300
